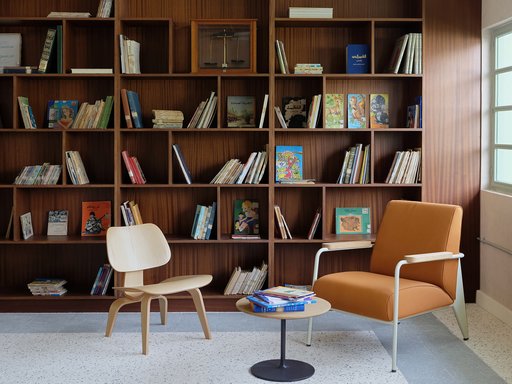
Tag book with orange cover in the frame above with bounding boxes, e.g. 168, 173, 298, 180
81, 201, 111, 236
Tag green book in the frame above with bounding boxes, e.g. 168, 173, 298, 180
335, 207, 371, 235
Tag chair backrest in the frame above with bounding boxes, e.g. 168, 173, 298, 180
106, 223, 171, 273
370, 200, 463, 299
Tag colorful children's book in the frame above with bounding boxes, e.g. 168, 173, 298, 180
335, 207, 371, 235
324, 94, 345, 128
369, 94, 389, 128
282, 97, 307, 128
232, 199, 259, 237
347, 94, 366, 128
81, 201, 111, 236
227, 96, 256, 127
275, 145, 303, 182
47, 100, 79, 129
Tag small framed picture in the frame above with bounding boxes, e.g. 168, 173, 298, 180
191, 19, 257, 74
20, 212, 34, 240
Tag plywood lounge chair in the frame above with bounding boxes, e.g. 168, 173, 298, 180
105, 223, 212, 354
307, 200, 469, 372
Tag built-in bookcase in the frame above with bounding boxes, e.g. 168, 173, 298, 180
0, 0, 427, 311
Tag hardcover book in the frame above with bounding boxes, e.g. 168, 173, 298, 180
126, 90, 143, 128
233, 199, 260, 237
47, 210, 68, 236
275, 145, 303, 182
335, 207, 371, 235
81, 201, 111, 236
47, 100, 79, 129
20, 212, 34, 240
282, 97, 307, 128
324, 94, 345, 128
347, 94, 366, 129
369, 94, 389, 128
346, 44, 369, 74
227, 96, 255, 127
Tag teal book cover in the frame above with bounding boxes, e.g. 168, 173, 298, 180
275, 145, 303, 182
335, 207, 371, 234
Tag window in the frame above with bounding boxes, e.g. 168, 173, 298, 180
491, 23, 512, 192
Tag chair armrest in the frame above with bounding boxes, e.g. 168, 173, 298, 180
404, 251, 463, 264
322, 240, 373, 251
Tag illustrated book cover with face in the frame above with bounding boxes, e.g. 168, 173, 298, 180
81, 201, 111, 236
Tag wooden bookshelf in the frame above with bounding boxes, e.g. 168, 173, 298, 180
0, 0, 481, 311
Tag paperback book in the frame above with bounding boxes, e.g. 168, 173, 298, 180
275, 145, 303, 182
227, 96, 255, 127
81, 201, 111, 236
324, 93, 345, 128
335, 207, 371, 235
347, 94, 366, 128
369, 94, 389, 128
282, 97, 307, 128
47, 210, 68, 236
232, 199, 260, 238
47, 100, 79, 129
20, 212, 34, 240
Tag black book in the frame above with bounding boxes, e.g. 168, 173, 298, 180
172, 144, 192, 184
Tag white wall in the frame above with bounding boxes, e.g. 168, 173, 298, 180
479, 0, 512, 327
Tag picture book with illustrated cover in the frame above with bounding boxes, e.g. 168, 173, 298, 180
324, 94, 345, 128
227, 96, 256, 127
335, 207, 371, 235
347, 94, 367, 128
275, 145, 303, 182
20, 212, 34, 240
81, 201, 111, 236
47, 100, 79, 129
47, 209, 68, 236
370, 94, 389, 128
232, 199, 260, 238
282, 97, 307, 128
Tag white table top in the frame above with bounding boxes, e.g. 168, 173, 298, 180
236, 297, 331, 320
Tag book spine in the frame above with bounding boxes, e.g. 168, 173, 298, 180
38, 29, 57, 73
121, 150, 136, 184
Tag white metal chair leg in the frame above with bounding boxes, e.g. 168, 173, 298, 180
453, 260, 469, 340
306, 317, 313, 346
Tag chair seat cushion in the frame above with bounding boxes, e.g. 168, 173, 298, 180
314, 271, 453, 321
125, 275, 212, 296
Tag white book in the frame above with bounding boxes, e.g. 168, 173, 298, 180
254, 150, 268, 184
236, 152, 257, 184
119, 35, 126, 73
258, 94, 269, 128
70, 68, 113, 74
0, 33, 22, 66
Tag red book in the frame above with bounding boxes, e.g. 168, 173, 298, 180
121, 150, 136, 184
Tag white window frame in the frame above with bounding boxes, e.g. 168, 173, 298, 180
491, 22, 512, 194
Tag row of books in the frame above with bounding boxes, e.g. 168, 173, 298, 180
210, 149, 268, 185
337, 144, 371, 184
389, 33, 423, 74
246, 285, 316, 313
187, 92, 218, 128
71, 96, 113, 129
274, 205, 292, 239
120, 200, 143, 226
122, 150, 147, 184
17, 96, 37, 128
28, 278, 67, 296
385, 149, 422, 184
152, 109, 184, 128
14, 163, 62, 185
191, 202, 216, 240
288, 7, 333, 18
224, 262, 268, 295
95, 0, 113, 18
119, 35, 140, 74
65, 151, 90, 185
90, 264, 113, 296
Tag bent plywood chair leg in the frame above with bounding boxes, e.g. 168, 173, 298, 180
105, 297, 134, 337
158, 295, 168, 325
141, 295, 152, 355
188, 288, 211, 339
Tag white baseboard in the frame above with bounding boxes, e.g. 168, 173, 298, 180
476, 290, 512, 328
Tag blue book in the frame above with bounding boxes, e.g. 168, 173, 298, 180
415, 96, 422, 128
126, 90, 143, 128
246, 294, 306, 310
251, 302, 305, 312
346, 44, 369, 74
204, 201, 216, 240
190, 205, 202, 238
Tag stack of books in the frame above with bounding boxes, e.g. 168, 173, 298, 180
289, 7, 333, 18
224, 262, 268, 295
337, 143, 371, 184
187, 92, 217, 128
120, 200, 143, 226
90, 264, 113, 295
294, 63, 323, 74
27, 278, 67, 296
65, 150, 90, 185
14, 163, 62, 185
190, 202, 216, 240
385, 148, 422, 184
152, 109, 184, 128
121, 150, 146, 184
246, 285, 315, 313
